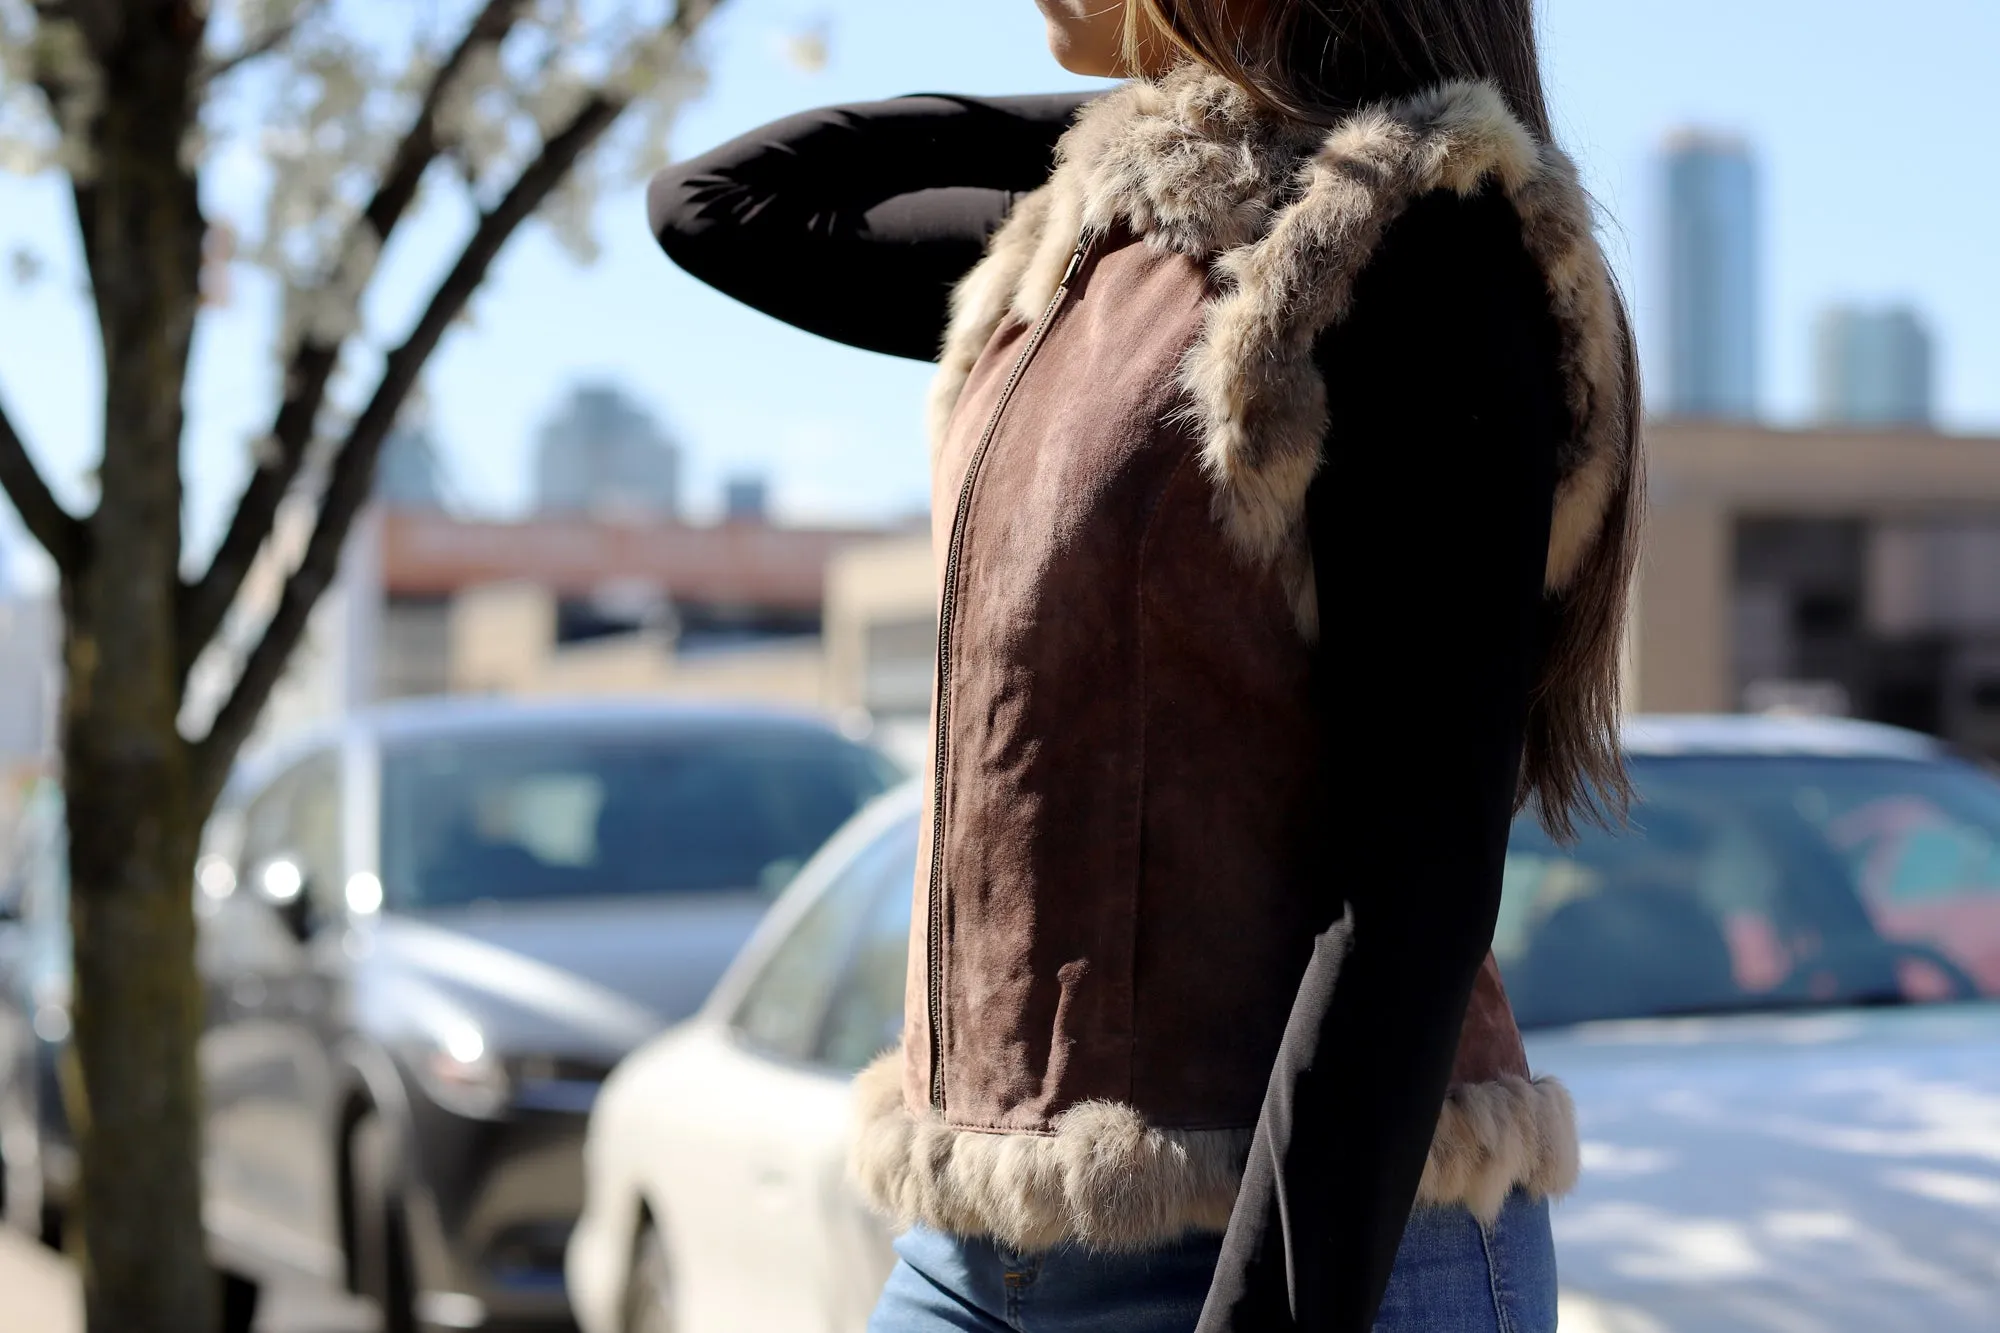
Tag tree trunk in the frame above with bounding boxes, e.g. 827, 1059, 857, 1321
60, 7, 218, 1331
62, 700, 213, 1333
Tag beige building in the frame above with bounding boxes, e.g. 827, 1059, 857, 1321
1635, 421, 2000, 754
800, 422, 2000, 764
441, 535, 938, 765
274, 421, 2000, 769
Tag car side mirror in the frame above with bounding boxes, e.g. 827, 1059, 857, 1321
249, 855, 317, 942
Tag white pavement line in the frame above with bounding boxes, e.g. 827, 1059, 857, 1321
0, 1232, 80, 1333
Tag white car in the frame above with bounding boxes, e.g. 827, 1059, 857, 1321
568, 786, 918, 1333
570, 718, 2000, 1333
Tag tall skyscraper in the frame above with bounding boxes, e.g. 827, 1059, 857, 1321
1814, 305, 1935, 428
533, 383, 681, 520
1662, 131, 1760, 420
723, 474, 769, 522
375, 424, 451, 510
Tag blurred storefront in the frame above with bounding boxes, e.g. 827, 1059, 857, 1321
435, 529, 937, 768
185, 418, 2000, 770
246, 506, 935, 762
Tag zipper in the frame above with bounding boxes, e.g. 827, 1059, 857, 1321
926, 238, 1089, 1110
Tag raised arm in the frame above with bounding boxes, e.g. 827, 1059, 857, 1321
647, 92, 1093, 361
1197, 187, 1569, 1332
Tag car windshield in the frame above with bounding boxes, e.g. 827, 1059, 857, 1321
1499, 753, 2000, 1028
378, 728, 898, 909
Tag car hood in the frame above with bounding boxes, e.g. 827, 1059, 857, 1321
1529, 1003, 2000, 1333
359, 893, 768, 1059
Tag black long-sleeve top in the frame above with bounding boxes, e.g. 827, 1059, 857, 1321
647, 91, 1564, 1333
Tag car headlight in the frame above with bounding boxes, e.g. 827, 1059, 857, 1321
414, 1020, 512, 1120
408, 1021, 609, 1120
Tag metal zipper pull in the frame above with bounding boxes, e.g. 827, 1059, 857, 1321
1059, 242, 1088, 291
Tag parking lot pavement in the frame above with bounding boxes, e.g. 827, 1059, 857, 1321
0, 1232, 376, 1333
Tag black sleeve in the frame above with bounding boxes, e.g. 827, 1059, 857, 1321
646, 92, 1094, 361
1196, 188, 1568, 1333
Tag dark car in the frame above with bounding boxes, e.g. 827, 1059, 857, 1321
3, 698, 899, 1332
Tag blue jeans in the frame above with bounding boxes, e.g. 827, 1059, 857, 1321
868, 1192, 1557, 1333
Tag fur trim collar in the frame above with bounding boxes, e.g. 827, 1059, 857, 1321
930, 64, 1633, 639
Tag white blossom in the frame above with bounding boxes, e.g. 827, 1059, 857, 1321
2, 0, 723, 398
543, 167, 601, 264
778, 20, 831, 75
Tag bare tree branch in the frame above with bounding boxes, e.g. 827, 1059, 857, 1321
191, 93, 623, 798
198, 0, 332, 84
0, 391, 85, 575
175, 0, 530, 685
25, 16, 107, 323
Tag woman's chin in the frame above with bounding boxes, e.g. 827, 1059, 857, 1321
1044, 28, 1122, 78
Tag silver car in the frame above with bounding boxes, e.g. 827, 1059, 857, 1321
572, 715, 2000, 1333
3, 698, 903, 1333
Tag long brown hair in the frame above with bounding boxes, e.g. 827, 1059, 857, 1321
1129, 0, 1645, 838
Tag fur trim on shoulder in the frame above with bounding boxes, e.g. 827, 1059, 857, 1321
847, 1051, 1580, 1253
929, 66, 1634, 639
927, 185, 1055, 460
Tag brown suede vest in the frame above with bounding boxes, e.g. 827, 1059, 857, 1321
905, 227, 1530, 1131
850, 67, 1633, 1254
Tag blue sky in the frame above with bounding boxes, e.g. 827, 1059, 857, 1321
1, 0, 1997, 585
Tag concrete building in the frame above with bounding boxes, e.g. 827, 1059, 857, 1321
777, 422, 2000, 769
1635, 421, 2000, 757
533, 383, 681, 520
423, 419, 2000, 770
1814, 305, 1935, 428
177, 495, 911, 754
1662, 131, 1760, 420
205, 415, 2000, 778
436, 529, 934, 767
358, 505, 904, 699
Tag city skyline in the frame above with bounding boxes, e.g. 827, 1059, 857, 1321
0, 0, 1996, 583
376, 424, 453, 512
534, 382, 685, 520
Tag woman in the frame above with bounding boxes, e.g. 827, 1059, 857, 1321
648, 2, 1641, 1330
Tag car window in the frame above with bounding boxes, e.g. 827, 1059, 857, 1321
1501, 755, 2000, 1028
289, 753, 344, 915
729, 815, 913, 1063
378, 729, 898, 909
238, 767, 298, 883
816, 828, 919, 1073
1828, 795, 2000, 906
228, 751, 344, 934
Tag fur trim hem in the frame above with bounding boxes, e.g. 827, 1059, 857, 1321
930, 66, 1634, 640
847, 1052, 1580, 1253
